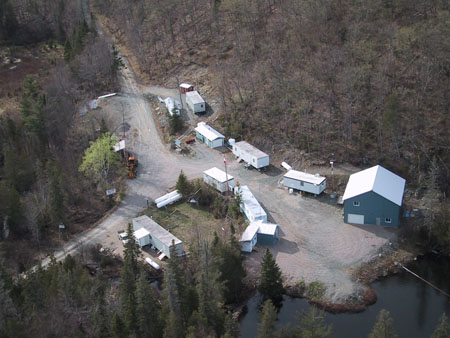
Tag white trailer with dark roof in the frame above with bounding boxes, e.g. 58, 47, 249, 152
283, 170, 326, 195
232, 141, 269, 169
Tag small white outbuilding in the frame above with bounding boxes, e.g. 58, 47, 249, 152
283, 170, 326, 195
186, 91, 206, 113
232, 141, 269, 169
234, 185, 267, 222
203, 167, 235, 193
195, 122, 225, 148
134, 227, 151, 247
239, 222, 260, 253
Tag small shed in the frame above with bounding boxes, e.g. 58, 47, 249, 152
195, 122, 225, 148
232, 141, 269, 169
186, 91, 206, 113
234, 185, 267, 222
134, 227, 151, 248
163, 97, 181, 116
342, 165, 406, 227
132, 215, 183, 258
283, 170, 326, 195
180, 83, 194, 94
257, 221, 279, 245
239, 223, 260, 253
203, 167, 235, 193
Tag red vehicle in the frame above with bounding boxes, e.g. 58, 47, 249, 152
185, 138, 196, 144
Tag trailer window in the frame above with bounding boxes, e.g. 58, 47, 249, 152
385, 217, 392, 223
353, 201, 360, 207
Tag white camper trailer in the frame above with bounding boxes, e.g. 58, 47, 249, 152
232, 141, 269, 169
283, 170, 326, 195
186, 91, 206, 113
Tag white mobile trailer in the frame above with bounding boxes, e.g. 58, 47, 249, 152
186, 91, 206, 113
232, 141, 269, 169
132, 216, 183, 258
234, 185, 267, 223
283, 170, 326, 195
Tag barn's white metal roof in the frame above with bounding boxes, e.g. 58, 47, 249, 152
234, 141, 268, 159
180, 83, 193, 89
284, 170, 326, 185
163, 97, 181, 115
134, 227, 150, 240
342, 165, 406, 206
203, 167, 234, 183
239, 223, 260, 242
256, 221, 279, 236
235, 185, 267, 220
195, 122, 225, 141
186, 90, 205, 105
133, 215, 182, 246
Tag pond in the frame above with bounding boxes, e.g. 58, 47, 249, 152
240, 254, 450, 337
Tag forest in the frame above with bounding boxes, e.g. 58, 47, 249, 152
1, 0, 450, 337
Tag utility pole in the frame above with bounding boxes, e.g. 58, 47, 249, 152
176, 76, 184, 111
224, 154, 230, 197
330, 161, 334, 193
122, 109, 125, 139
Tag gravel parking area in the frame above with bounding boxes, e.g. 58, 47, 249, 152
226, 161, 396, 302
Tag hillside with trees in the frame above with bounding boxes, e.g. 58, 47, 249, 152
0, 0, 124, 270
92, 0, 450, 251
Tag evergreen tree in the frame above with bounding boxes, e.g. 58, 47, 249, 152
169, 112, 183, 135
47, 160, 65, 226
92, 273, 109, 338
63, 40, 72, 61
222, 313, 240, 338
20, 76, 47, 146
110, 314, 128, 338
257, 300, 277, 338
368, 309, 398, 338
136, 271, 163, 338
299, 306, 332, 338
0, 180, 25, 237
176, 170, 191, 196
430, 313, 450, 338
259, 249, 284, 305
0, 266, 17, 335
3, 0, 18, 38
212, 236, 246, 304
119, 223, 140, 333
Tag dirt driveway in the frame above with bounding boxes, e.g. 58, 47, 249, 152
225, 162, 396, 302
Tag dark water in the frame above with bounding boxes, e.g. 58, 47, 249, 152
240, 255, 450, 338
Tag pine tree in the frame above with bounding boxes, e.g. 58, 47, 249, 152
47, 160, 65, 226
430, 313, 450, 338
299, 306, 332, 338
259, 249, 284, 305
110, 314, 128, 338
176, 170, 191, 196
0, 180, 25, 237
222, 313, 240, 338
92, 273, 109, 338
111, 44, 125, 76
368, 309, 398, 338
119, 223, 140, 334
63, 40, 72, 61
257, 300, 277, 338
136, 271, 163, 338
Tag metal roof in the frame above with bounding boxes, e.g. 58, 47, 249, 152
203, 167, 234, 183
186, 90, 205, 105
239, 223, 260, 242
180, 83, 193, 88
133, 215, 182, 246
342, 165, 406, 206
234, 141, 268, 159
256, 221, 278, 236
284, 170, 326, 185
134, 227, 150, 239
195, 122, 225, 141
235, 185, 267, 220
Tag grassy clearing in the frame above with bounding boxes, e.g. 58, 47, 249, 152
142, 202, 232, 250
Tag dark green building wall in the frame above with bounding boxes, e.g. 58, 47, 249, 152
257, 233, 277, 245
344, 191, 401, 227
